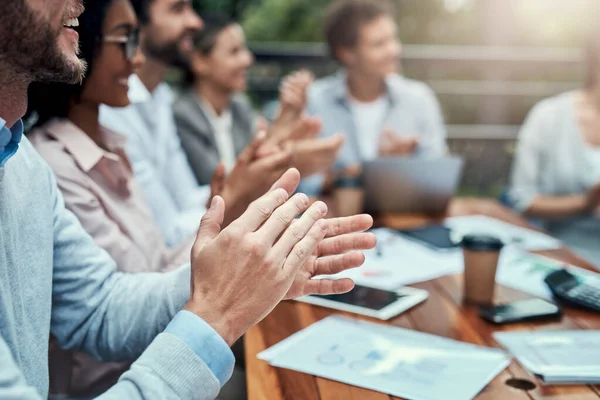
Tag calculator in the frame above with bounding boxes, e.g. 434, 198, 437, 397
544, 269, 600, 313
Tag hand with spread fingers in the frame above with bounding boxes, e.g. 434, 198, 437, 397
283, 213, 375, 299
185, 168, 376, 346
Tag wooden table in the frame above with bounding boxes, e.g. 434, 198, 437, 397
245, 198, 600, 400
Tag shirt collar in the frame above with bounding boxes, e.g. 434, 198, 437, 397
197, 96, 232, 127
0, 118, 24, 167
127, 74, 174, 105
44, 119, 125, 173
333, 69, 402, 106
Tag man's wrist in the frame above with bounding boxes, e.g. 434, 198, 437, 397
183, 301, 237, 347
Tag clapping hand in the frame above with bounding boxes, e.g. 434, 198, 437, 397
185, 169, 375, 345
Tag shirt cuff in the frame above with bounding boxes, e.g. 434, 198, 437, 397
164, 310, 235, 387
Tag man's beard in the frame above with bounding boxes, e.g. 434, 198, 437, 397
0, 0, 86, 84
143, 32, 190, 69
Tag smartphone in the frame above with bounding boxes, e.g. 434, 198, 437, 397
398, 225, 458, 250
296, 285, 428, 320
479, 298, 562, 325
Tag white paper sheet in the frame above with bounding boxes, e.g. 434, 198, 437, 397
445, 215, 561, 251
320, 229, 463, 290
494, 331, 600, 383
495, 248, 600, 299
259, 316, 510, 400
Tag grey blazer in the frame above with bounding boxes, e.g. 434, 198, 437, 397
173, 90, 255, 185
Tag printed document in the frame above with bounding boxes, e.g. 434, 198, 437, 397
260, 316, 510, 400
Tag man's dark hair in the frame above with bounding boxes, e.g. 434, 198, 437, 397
26, 0, 113, 128
131, 0, 151, 26
323, 0, 393, 62
183, 13, 235, 84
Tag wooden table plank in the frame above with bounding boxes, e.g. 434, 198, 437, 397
253, 302, 321, 400
245, 326, 285, 400
316, 379, 392, 400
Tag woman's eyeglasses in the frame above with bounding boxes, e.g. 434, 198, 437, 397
102, 29, 140, 61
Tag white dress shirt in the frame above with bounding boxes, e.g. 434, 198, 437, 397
100, 74, 209, 248
198, 98, 236, 172
509, 92, 600, 267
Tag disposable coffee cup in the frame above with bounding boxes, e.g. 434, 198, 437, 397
333, 176, 364, 217
460, 234, 504, 305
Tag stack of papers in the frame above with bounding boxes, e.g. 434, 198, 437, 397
321, 229, 463, 290
494, 331, 600, 384
260, 316, 510, 400
445, 215, 561, 251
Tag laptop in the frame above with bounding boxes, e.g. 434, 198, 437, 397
363, 156, 464, 214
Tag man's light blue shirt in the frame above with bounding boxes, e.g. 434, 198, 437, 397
0, 117, 233, 399
301, 71, 448, 194
99, 75, 210, 248
0, 118, 23, 167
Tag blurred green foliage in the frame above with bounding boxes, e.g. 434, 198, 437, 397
192, 0, 258, 19
193, 0, 596, 47
242, 0, 327, 42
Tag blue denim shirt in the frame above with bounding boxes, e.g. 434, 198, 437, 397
0, 118, 233, 399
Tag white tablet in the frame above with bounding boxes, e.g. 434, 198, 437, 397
296, 285, 428, 320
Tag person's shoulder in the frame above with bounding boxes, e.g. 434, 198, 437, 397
519, 92, 576, 143
29, 129, 84, 183
230, 93, 255, 117
388, 75, 436, 101
309, 74, 343, 99
14, 134, 50, 169
521, 92, 573, 130
173, 90, 198, 119
231, 93, 253, 109
29, 125, 66, 162
3, 136, 57, 194
530, 92, 573, 116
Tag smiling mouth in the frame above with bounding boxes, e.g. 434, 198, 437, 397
62, 2, 84, 30
117, 78, 130, 87
63, 17, 80, 29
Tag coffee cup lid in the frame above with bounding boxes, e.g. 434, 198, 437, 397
460, 234, 504, 251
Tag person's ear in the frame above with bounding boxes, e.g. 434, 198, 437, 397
190, 51, 211, 77
337, 46, 356, 67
